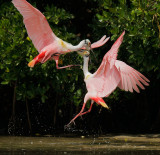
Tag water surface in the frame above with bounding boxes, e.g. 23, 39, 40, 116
0, 134, 160, 154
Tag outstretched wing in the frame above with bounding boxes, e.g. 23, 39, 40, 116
103, 31, 125, 69
86, 31, 125, 97
86, 62, 120, 98
12, 0, 57, 53
91, 36, 110, 49
93, 31, 125, 76
115, 60, 150, 93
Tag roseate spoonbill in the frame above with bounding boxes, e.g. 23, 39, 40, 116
66, 31, 150, 126
12, 0, 109, 69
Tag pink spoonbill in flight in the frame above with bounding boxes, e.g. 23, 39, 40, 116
12, 0, 109, 69
66, 31, 150, 127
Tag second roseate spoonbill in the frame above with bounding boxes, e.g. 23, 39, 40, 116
66, 31, 150, 127
12, 0, 109, 69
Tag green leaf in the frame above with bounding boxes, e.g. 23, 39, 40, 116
1, 81, 9, 85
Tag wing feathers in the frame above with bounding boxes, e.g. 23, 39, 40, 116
115, 60, 149, 93
91, 35, 106, 48
122, 72, 128, 91
113, 31, 125, 49
105, 31, 125, 61
126, 74, 133, 92
91, 36, 110, 49
12, 0, 56, 52
86, 63, 120, 98
12, 2, 42, 19
132, 70, 149, 86
129, 74, 140, 93
131, 73, 145, 89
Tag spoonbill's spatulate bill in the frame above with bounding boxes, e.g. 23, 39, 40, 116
66, 31, 150, 126
12, 0, 109, 69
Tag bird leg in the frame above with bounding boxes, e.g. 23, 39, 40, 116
80, 101, 94, 117
55, 60, 80, 69
65, 102, 87, 128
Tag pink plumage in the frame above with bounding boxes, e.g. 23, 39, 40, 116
115, 60, 149, 93
66, 31, 150, 127
12, 0, 108, 69
12, 0, 56, 53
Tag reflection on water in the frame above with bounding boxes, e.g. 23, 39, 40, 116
0, 135, 160, 154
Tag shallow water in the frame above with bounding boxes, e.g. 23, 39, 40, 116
0, 134, 160, 154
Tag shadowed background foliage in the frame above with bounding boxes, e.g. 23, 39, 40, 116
0, 0, 159, 136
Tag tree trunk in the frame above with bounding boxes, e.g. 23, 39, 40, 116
25, 99, 32, 135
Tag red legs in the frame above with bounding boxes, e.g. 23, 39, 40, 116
80, 100, 94, 117
29, 51, 81, 69
55, 60, 81, 69
66, 102, 87, 127
65, 101, 94, 128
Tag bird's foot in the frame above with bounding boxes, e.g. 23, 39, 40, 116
64, 124, 71, 131
64, 121, 76, 131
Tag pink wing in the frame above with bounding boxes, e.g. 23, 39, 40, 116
12, 0, 57, 53
81, 36, 110, 50
86, 62, 120, 98
115, 60, 150, 93
85, 31, 126, 97
93, 31, 125, 76
104, 31, 125, 68
91, 36, 110, 49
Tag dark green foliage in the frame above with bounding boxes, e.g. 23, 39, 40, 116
0, 2, 82, 103
0, 0, 159, 135
94, 0, 160, 72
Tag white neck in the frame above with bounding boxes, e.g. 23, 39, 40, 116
68, 40, 86, 51
83, 56, 91, 78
